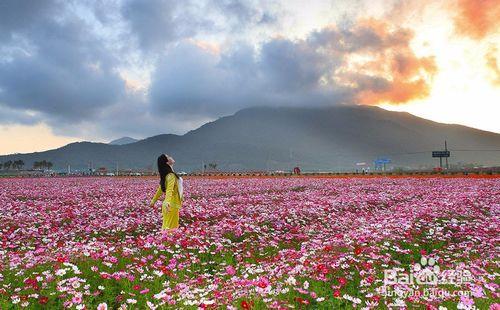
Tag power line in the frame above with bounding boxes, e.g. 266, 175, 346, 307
449, 149, 500, 152
378, 149, 500, 157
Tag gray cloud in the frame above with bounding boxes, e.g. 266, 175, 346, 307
0, 1, 125, 126
0, 103, 42, 126
149, 37, 349, 118
0, 0, 436, 144
0, 24, 125, 122
121, 0, 278, 52
149, 17, 435, 118
0, 0, 58, 42
121, 0, 195, 51
214, 0, 277, 26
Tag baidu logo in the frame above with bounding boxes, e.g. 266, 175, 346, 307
384, 255, 472, 286
412, 256, 440, 285
384, 256, 441, 286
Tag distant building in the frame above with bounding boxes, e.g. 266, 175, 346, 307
97, 167, 107, 176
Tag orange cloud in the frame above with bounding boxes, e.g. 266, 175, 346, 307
454, 0, 500, 39
392, 53, 437, 79
356, 51, 436, 105
330, 19, 438, 105
486, 47, 500, 85
357, 79, 431, 105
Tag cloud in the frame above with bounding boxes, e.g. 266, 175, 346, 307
0, 2, 126, 126
486, 47, 500, 85
0, 0, 57, 42
454, 0, 500, 40
312, 19, 437, 105
149, 17, 437, 118
0, 0, 439, 144
213, 0, 277, 26
121, 0, 201, 51
0, 103, 42, 126
121, 0, 277, 52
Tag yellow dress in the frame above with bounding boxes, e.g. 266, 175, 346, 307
150, 173, 182, 230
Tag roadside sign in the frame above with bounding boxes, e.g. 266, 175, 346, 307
432, 151, 450, 158
374, 158, 391, 165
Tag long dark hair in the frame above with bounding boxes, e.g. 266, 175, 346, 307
157, 154, 179, 192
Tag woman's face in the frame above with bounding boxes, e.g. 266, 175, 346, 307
166, 155, 175, 166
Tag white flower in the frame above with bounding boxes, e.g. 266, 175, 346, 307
154, 291, 167, 300
98, 285, 105, 290
285, 276, 296, 286
127, 299, 137, 304
303, 281, 309, 290
55, 269, 67, 276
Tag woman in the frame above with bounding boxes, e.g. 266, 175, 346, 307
150, 154, 183, 230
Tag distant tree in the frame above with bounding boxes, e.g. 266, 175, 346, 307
208, 163, 217, 170
13, 160, 24, 170
33, 160, 53, 171
3, 161, 12, 170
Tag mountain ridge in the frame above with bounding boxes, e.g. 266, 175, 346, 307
1, 105, 499, 171
109, 137, 138, 145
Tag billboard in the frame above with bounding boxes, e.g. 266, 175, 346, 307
432, 151, 450, 158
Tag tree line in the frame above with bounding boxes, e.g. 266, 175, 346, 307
0, 160, 53, 170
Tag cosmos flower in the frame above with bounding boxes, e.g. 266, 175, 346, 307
0, 176, 497, 308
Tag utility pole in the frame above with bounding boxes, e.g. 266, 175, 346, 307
67, 164, 71, 175
445, 140, 449, 170
266, 151, 270, 172
116, 162, 119, 176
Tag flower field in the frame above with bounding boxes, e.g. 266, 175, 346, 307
0, 176, 498, 309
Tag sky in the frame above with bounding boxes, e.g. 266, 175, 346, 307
0, 0, 499, 155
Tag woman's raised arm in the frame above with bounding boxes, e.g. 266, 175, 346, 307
150, 185, 163, 207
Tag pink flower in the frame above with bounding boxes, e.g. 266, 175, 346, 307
225, 265, 236, 276
471, 285, 485, 298
97, 303, 108, 310
72, 295, 82, 304
459, 295, 474, 308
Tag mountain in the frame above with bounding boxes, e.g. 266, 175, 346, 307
109, 137, 139, 145
1, 105, 499, 172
